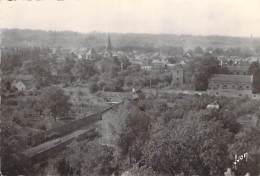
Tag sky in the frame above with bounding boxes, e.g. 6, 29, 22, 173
0, 0, 260, 37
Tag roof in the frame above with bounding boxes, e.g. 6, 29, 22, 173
152, 60, 165, 64
226, 65, 250, 72
87, 48, 97, 56
167, 64, 183, 70
209, 74, 253, 84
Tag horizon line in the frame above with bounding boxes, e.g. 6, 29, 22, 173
1, 27, 260, 39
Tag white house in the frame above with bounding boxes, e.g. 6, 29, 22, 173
12, 80, 26, 92
206, 101, 220, 110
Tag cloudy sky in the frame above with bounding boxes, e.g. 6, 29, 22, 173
0, 0, 260, 37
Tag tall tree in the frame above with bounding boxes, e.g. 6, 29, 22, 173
72, 59, 96, 81
41, 86, 71, 120
190, 56, 221, 90
248, 62, 260, 93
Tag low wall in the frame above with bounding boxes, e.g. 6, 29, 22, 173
208, 89, 260, 99
29, 113, 102, 146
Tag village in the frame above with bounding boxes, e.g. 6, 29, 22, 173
1, 29, 260, 176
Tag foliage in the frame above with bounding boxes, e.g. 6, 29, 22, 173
143, 115, 232, 176
58, 57, 76, 83
228, 128, 260, 176
117, 107, 151, 164
190, 56, 221, 90
73, 59, 97, 81
28, 57, 55, 88
194, 46, 204, 54
58, 141, 115, 176
248, 61, 260, 93
41, 86, 72, 120
89, 82, 99, 93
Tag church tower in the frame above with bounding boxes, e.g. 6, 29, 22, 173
104, 34, 113, 57
106, 34, 113, 52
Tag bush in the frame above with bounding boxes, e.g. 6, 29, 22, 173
89, 83, 99, 93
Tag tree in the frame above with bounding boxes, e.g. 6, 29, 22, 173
41, 86, 71, 120
59, 141, 115, 176
113, 77, 124, 91
191, 56, 221, 90
89, 82, 99, 93
58, 57, 75, 84
72, 59, 97, 81
167, 56, 178, 64
252, 69, 260, 93
118, 107, 151, 164
28, 57, 53, 88
1, 48, 23, 74
228, 128, 260, 176
143, 113, 232, 176
194, 46, 204, 54
248, 62, 260, 93
117, 55, 131, 70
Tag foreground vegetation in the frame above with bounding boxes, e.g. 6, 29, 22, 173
45, 93, 260, 176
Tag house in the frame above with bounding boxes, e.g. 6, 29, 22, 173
237, 114, 259, 128
208, 74, 253, 97
11, 80, 26, 92
206, 101, 220, 110
141, 65, 152, 71
151, 60, 167, 72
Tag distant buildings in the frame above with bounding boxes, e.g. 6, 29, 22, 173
141, 65, 152, 71
207, 56, 258, 98
218, 55, 260, 66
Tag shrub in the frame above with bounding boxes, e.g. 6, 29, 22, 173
89, 83, 99, 93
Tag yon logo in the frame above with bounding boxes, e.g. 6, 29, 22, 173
233, 152, 248, 170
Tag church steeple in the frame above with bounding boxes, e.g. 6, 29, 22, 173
104, 34, 113, 57
106, 34, 113, 52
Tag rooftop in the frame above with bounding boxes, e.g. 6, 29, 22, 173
226, 65, 250, 71
210, 74, 253, 84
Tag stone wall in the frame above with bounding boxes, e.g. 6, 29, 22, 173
29, 113, 101, 146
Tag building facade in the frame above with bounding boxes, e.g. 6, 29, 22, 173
208, 74, 253, 97
226, 65, 250, 75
